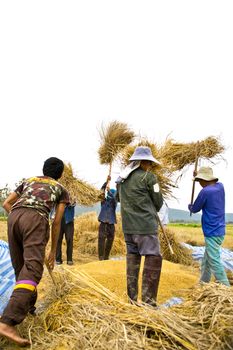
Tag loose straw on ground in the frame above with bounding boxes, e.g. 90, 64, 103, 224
14, 270, 233, 350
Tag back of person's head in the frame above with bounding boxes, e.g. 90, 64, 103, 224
43, 157, 64, 180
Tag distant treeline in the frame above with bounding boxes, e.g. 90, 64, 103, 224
74, 205, 233, 224
1, 206, 233, 224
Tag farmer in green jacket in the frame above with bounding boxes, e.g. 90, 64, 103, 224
116, 146, 163, 307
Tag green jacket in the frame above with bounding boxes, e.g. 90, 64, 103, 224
118, 168, 163, 235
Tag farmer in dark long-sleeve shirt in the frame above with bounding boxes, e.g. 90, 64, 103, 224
98, 175, 117, 260
117, 146, 163, 307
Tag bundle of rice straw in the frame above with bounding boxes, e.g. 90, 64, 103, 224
59, 163, 102, 206
159, 136, 225, 171
75, 229, 126, 256
119, 139, 176, 199
174, 283, 233, 349
98, 120, 135, 172
75, 212, 126, 256
75, 211, 100, 234
14, 272, 233, 350
159, 227, 193, 266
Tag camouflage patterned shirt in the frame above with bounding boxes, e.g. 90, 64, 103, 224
12, 176, 70, 219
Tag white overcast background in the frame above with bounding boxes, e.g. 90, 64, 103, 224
0, 1, 232, 212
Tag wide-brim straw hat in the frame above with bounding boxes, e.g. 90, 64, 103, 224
194, 166, 218, 182
129, 146, 161, 164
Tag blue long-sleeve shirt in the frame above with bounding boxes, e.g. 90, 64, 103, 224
98, 182, 117, 224
188, 182, 225, 237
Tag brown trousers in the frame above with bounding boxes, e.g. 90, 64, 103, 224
1, 208, 49, 326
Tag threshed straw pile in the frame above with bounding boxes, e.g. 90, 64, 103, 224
158, 227, 193, 266
59, 163, 102, 206
74, 212, 126, 256
174, 283, 233, 349
98, 120, 135, 172
12, 271, 233, 350
74, 212, 192, 266
159, 136, 225, 171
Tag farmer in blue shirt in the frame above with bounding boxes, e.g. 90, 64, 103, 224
98, 175, 117, 260
188, 166, 230, 286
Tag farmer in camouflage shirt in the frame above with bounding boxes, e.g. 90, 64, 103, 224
0, 157, 70, 347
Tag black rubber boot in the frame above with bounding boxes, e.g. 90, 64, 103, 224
142, 255, 162, 307
98, 233, 105, 260
104, 235, 114, 260
126, 254, 142, 303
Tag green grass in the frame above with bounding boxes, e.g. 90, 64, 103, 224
168, 223, 233, 250
0, 219, 232, 250
169, 222, 201, 228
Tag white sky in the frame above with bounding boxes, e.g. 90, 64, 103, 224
0, 1, 232, 212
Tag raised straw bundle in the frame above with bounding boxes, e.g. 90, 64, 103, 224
13, 271, 233, 350
118, 135, 225, 198
98, 120, 135, 173
59, 163, 102, 206
159, 136, 225, 171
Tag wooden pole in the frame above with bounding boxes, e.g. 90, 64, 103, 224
156, 211, 174, 255
44, 258, 57, 286
105, 162, 112, 198
108, 162, 112, 177
190, 157, 199, 216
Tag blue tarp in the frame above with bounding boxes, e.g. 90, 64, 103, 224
182, 243, 233, 271
0, 240, 15, 315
